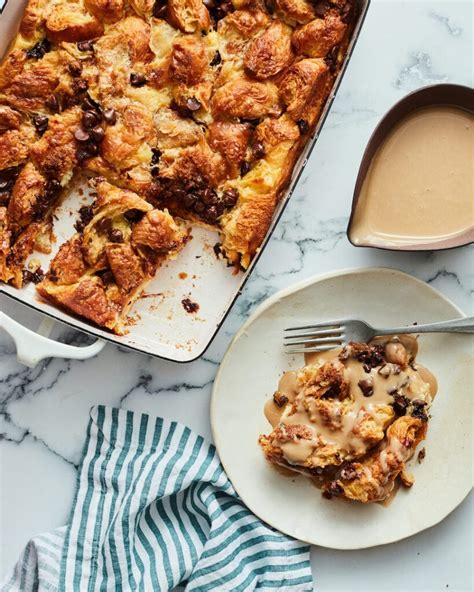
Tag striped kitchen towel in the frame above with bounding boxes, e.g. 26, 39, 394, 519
2, 406, 312, 591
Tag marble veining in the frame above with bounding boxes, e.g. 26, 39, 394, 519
0, 2, 473, 590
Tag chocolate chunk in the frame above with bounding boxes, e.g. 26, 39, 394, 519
74, 128, 91, 142
392, 393, 410, 416
96, 217, 112, 234
22, 268, 44, 285
130, 73, 147, 87
151, 148, 162, 166
296, 119, 310, 134
124, 209, 145, 223
222, 188, 239, 208
90, 126, 105, 143
26, 39, 51, 60
209, 0, 234, 21
253, 141, 265, 160
77, 40, 94, 52
182, 297, 199, 313
68, 63, 82, 77
240, 161, 251, 176
417, 447, 426, 463
151, 166, 160, 177
358, 378, 373, 397
210, 50, 221, 66
0, 191, 9, 206
33, 114, 49, 136
108, 228, 124, 243
103, 109, 117, 125
186, 97, 202, 111
82, 110, 101, 129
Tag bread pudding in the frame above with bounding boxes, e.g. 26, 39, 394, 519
0, 0, 355, 332
259, 337, 437, 503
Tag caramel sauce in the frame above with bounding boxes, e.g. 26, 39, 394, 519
350, 106, 474, 248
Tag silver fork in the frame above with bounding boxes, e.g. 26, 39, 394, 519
284, 316, 474, 354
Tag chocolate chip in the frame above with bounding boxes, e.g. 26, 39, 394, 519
206, 205, 220, 221
90, 126, 105, 143
210, 50, 221, 66
186, 97, 201, 111
417, 448, 426, 463
222, 188, 239, 208
411, 399, 428, 422
86, 142, 99, 156
33, 114, 48, 136
240, 161, 251, 176
193, 200, 206, 214
240, 117, 260, 127
74, 128, 91, 142
82, 110, 100, 129
45, 95, 60, 112
323, 481, 343, 499
273, 391, 289, 407
130, 73, 147, 87
68, 62, 82, 77
82, 95, 102, 114
124, 209, 145, 223
340, 464, 358, 481
77, 40, 94, 52
74, 206, 93, 231
22, 268, 44, 285
392, 393, 410, 416
98, 270, 115, 285
253, 141, 265, 160
313, 0, 331, 17
0, 191, 9, 206
151, 166, 160, 177
325, 46, 339, 74
182, 298, 199, 313
73, 79, 89, 94
182, 193, 197, 209
108, 228, 124, 243
152, 0, 167, 17
297, 119, 310, 134
103, 109, 117, 125
26, 39, 51, 60
151, 148, 162, 166
76, 147, 92, 163
358, 378, 373, 397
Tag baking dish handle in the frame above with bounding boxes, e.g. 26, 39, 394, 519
0, 311, 105, 368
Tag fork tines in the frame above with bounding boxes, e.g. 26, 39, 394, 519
284, 321, 345, 354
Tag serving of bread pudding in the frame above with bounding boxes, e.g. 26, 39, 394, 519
259, 337, 436, 503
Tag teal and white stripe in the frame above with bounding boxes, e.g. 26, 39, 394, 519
2, 406, 312, 591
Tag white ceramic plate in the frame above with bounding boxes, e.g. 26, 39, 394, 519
211, 268, 473, 549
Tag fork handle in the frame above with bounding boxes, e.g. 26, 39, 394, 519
374, 316, 474, 336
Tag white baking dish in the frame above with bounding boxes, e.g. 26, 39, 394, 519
0, 0, 370, 365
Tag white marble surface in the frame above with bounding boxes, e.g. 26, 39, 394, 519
1, 1, 473, 590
